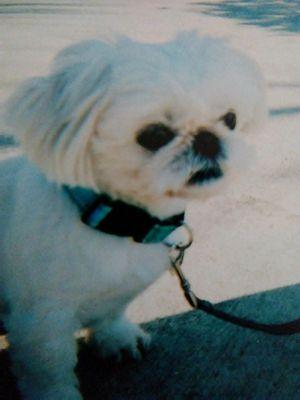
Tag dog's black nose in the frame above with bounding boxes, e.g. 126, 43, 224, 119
193, 130, 222, 159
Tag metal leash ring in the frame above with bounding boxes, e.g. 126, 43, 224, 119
164, 223, 194, 263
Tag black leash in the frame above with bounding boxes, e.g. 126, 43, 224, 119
166, 227, 300, 336
175, 267, 300, 335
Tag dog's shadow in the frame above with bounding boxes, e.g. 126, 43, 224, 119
1, 284, 300, 400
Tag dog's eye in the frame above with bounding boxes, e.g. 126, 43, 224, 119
222, 112, 237, 130
136, 123, 176, 152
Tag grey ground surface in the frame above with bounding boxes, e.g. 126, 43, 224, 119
1, 284, 299, 400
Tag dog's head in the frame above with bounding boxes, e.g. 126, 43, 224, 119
4, 33, 266, 218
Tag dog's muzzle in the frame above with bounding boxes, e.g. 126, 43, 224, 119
188, 130, 224, 185
188, 164, 223, 185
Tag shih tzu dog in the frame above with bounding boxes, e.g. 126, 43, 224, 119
0, 33, 265, 399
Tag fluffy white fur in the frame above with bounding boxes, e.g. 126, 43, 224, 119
0, 33, 266, 399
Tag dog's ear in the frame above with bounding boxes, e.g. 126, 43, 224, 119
4, 40, 113, 188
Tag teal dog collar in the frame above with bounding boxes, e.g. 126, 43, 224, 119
65, 186, 185, 244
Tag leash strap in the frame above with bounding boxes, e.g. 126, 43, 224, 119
166, 233, 300, 336
176, 267, 300, 335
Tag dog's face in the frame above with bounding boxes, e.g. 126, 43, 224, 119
91, 89, 236, 217
88, 36, 266, 217
5, 34, 266, 218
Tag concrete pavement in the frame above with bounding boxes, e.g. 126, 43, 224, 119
1, 283, 299, 399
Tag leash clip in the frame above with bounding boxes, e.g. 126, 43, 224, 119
164, 223, 193, 266
164, 223, 199, 308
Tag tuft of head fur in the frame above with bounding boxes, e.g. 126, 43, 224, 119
4, 32, 266, 218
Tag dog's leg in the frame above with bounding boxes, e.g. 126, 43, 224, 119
6, 307, 82, 400
90, 313, 151, 361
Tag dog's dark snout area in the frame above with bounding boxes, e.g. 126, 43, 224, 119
193, 130, 221, 159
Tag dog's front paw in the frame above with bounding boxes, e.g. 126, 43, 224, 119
93, 317, 151, 361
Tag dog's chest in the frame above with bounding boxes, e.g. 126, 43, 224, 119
74, 233, 171, 320
78, 233, 170, 297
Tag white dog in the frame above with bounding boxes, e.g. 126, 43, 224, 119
0, 33, 265, 399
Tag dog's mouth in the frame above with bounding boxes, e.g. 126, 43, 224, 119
165, 165, 223, 198
187, 164, 223, 185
